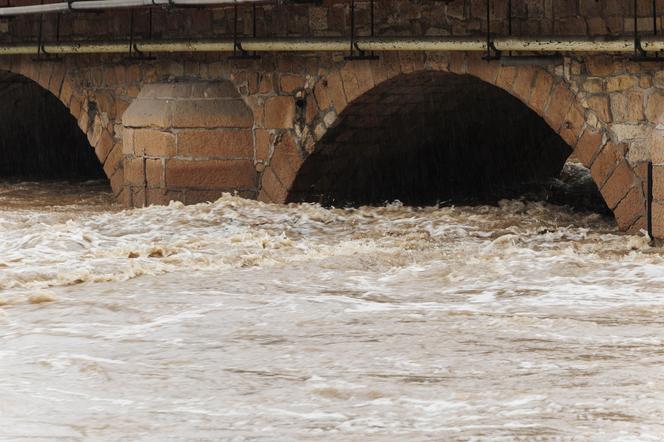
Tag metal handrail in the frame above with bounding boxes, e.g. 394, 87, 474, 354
0, 0, 273, 17
0, 36, 658, 55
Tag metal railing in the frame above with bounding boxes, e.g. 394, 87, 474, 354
0, 0, 273, 17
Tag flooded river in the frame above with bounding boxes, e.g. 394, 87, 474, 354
1, 180, 664, 441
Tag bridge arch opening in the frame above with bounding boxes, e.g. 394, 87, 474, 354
288, 71, 609, 215
0, 72, 105, 182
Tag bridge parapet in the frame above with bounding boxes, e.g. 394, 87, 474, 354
0, 0, 654, 43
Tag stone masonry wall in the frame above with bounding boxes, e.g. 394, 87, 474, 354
0, 50, 661, 231
0, 1, 661, 233
122, 81, 257, 206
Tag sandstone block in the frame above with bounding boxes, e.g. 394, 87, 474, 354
529, 71, 554, 115
495, 66, 518, 90
147, 189, 183, 206
610, 92, 644, 122
467, 57, 499, 85
646, 91, 664, 125
268, 133, 303, 190
171, 99, 254, 129
279, 74, 306, 94
259, 167, 288, 203
135, 129, 176, 157
654, 71, 664, 89
559, 104, 585, 147
587, 95, 611, 123
146, 159, 164, 188
544, 83, 574, 132
177, 129, 253, 158
591, 142, 624, 188
165, 159, 257, 189
138, 83, 193, 99
191, 82, 241, 99
254, 129, 273, 162
95, 130, 115, 163
585, 56, 622, 77
574, 128, 603, 167
582, 78, 604, 94
103, 145, 124, 178
606, 75, 637, 92
600, 160, 633, 209
652, 201, 664, 238
264, 96, 295, 129
650, 129, 664, 165
124, 157, 145, 186
511, 67, 536, 103
653, 165, 664, 200
122, 98, 172, 128
324, 71, 348, 111
613, 186, 645, 230
109, 167, 124, 197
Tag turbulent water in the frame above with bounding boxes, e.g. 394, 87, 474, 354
2, 180, 664, 441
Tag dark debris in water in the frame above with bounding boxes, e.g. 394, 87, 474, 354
521, 162, 612, 217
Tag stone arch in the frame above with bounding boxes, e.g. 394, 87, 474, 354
259, 53, 647, 232
0, 58, 123, 196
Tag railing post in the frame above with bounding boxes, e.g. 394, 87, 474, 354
648, 161, 654, 239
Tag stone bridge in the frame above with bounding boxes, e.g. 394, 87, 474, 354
0, 0, 663, 235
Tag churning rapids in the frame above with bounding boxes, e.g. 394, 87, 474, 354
2, 180, 664, 441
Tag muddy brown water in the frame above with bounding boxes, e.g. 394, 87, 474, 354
1, 181, 663, 441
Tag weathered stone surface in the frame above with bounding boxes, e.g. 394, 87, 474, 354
165, 159, 256, 190
191, 82, 241, 99
646, 92, 664, 125
559, 104, 585, 147
171, 99, 253, 129
591, 142, 623, 188
600, 161, 633, 209
650, 129, 664, 165
586, 95, 611, 123
652, 201, 664, 238
610, 92, 644, 122
613, 186, 645, 230
258, 167, 288, 203
574, 128, 604, 167
268, 133, 303, 188
264, 96, 296, 129
606, 75, 637, 92
611, 123, 647, 142
529, 71, 554, 115
138, 83, 193, 99
95, 130, 115, 164
135, 129, 176, 157
544, 84, 574, 132
102, 145, 124, 178
122, 99, 172, 128
124, 157, 145, 186
279, 74, 306, 94
177, 130, 253, 158
145, 159, 163, 188
511, 67, 536, 102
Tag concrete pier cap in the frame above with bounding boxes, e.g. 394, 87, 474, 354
122, 80, 257, 207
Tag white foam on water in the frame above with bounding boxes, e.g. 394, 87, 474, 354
2, 183, 664, 440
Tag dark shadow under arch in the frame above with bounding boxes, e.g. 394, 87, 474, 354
0, 71, 105, 181
289, 71, 583, 208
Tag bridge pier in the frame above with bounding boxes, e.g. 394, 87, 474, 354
122, 81, 257, 207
